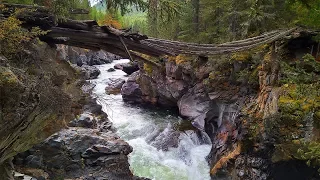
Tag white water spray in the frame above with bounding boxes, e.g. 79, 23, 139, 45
90, 60, 211, 180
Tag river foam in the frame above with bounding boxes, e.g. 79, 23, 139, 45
90, 59, 211, 180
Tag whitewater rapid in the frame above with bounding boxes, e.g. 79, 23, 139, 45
90, 59, 212, 180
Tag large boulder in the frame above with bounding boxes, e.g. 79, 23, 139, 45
14, 128, 134, 179
121, 61, 188, 107
87, 50, 119, 65
114, 61, 139, 75
14, 94, 140, 179
105, 78, 126, 95
121, 71, 143, 103
68, 112, 97, 128
151, 125, 181, 151
71, 64, 101, 80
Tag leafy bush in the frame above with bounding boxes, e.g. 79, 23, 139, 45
280, 54, 320, 84
0, 9, 47, 57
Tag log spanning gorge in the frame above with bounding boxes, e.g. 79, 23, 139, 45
2, 3, 320, 180
1, 3, 300, 66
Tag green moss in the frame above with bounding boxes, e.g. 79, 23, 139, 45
273, 141, 320, 172
278, 84, 320, 125
143, 63, 153, 75
231, 52, 252, 62
0, 68, 19, 85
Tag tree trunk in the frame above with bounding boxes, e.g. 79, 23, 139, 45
148, 0, 158, 37
192, 0, 200, 34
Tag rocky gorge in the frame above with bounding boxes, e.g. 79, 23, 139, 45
0, 38, 146, 179
2, 31, 320, 179
1, 31, 320, 180
120, 31, 320, 179
1, 2, 320, 180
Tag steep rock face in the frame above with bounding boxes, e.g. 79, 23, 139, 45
71, 64, 101, 80
15, 128, 134, 179
121, 61, 188, 107
0, 42, 83, 179
121, 71, 144, 103
114, 61, 139, 75
14, 94, 146, 180
57, 45, 121, 66
105, 78, 126, 95
121, 35, 320, 179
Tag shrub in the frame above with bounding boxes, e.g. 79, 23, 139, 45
0, 8, 47, 57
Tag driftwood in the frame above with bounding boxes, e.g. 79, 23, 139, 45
0, 3, 303, 66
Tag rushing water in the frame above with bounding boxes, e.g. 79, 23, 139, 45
90, 59, 212, 180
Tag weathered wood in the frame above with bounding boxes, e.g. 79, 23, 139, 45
119, 36, 134, 62
0, 3, 301, 64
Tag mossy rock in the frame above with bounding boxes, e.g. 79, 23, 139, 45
0, 67, 19, 85
143, 63, 153, 75
0, 42, 84, 166
273, 141, 320, 170
231, 52, 252, 62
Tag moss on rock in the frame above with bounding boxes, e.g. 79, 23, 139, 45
0, 41, 84, 172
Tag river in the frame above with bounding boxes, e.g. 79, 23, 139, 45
90, 59, 212, 180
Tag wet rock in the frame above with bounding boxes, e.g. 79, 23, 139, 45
87, 50, 117, 65
57, 45, 121, 66
82, 143, 132, 158
107, 68, 116, 72
114, 61, 139, 75
121, 71, 143, 103
178, 91, 211, 119
151, 125, 181, 151
132, 63, 187, 107
68, 112, 97, 128
81, 82, 96, 94
77, 54, 87, 66
105, 78, 125, 95
25, 155, 42, 168
71, 64, 101, 80
15, 128, 133, 179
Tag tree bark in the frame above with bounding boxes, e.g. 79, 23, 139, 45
148, 0, 158, 37
192, 0, 200, 34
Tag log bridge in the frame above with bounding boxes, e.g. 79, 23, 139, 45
1, 3, 300, 66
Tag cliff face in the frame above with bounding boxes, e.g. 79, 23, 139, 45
13, 97, 145, 180
3, 43, 146, 180
121, 32, 320, 179
0, 41, 84, 178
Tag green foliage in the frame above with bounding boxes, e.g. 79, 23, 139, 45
96, 0, 147, 15
129, 0, 319, 42
287, 0, 320, 28
122, 12, 148, 33
296, 141, 320, 168
0, 11, 47, 57
280, 53, 320, 84
6, 0, 92, 19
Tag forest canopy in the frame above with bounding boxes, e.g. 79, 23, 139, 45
2, 0, 319, 43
